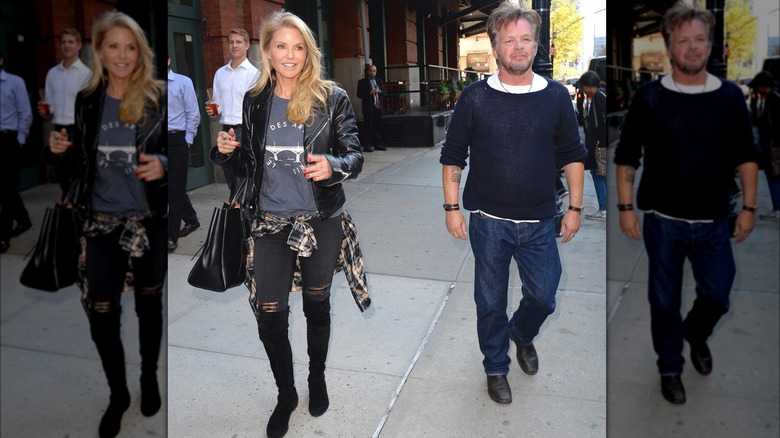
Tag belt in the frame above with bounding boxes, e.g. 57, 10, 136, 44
222, 124, 241, 130
0, 129, 18, 135
168, 130, 184, 134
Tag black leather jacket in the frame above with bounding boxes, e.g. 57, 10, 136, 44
210, 83, 363, 220
46, 83, 168, 220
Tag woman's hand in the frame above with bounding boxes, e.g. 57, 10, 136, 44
49, 128, 72, 154
135, 153, 164, 181
217, 128, 239, 155
304, 154, 332, 182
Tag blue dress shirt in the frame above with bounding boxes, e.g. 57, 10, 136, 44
0, 69, 33, 144
167, 69, 200, 145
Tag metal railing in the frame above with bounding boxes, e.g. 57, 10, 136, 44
382, 64, 489, 115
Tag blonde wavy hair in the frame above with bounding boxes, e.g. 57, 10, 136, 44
251, 11, 334, 125
84, 11, 164, 125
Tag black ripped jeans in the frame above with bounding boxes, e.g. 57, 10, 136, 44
84, 216, 167, 311
253, 215, 342, 312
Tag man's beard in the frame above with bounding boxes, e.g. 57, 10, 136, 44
671, 52, 708, 76
499, 51, 535, 77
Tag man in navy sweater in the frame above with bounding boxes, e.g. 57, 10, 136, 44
615, 2, 758, 405
440, 2, 586, 404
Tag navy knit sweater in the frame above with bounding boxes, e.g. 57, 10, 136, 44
440, 77, 586, 220
614, 78, 758, 220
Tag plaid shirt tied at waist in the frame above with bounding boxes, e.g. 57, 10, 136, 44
247, 210, 371, 313
84, 212, 150, 258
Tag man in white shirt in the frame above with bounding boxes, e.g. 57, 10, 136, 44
40, 28, 91, 199
206, 28, 258, 199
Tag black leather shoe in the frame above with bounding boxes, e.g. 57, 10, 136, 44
486, 375, 512, 404
661, 375, 686, 404
363, 146, 374, 152
10, 221, 32, 237
375, 145, 387, 151
510, 335, 539, 375
167, 240, 177, 253
0, 240, 9, 254
689, 341, 713, 375
179, 220, 200, 238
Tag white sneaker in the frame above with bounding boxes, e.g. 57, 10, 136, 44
759, 210, 780, 221
585, 210, 607, 221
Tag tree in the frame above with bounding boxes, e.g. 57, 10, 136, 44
550, 0, 584, 79
724, 0, 758, 80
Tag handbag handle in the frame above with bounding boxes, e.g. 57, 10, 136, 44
60, 179, 82, 206
229, 177, 248, 207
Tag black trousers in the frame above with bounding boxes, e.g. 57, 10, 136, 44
85, 216, 167, 310
0, 130, 30, 241
167, 131, 197, 243
363, 111, 382, 148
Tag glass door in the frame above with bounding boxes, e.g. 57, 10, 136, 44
168, 15, 213, 189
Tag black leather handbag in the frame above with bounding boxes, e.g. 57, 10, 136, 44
187, 181, 247, 292
20, 187, 81, 292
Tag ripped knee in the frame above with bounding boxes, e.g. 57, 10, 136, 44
135, 283, 163, 296
303, 285, 331, 302
91, 300, 115, 314
260, 301, 280, 313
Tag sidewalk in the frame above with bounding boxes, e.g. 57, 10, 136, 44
605, 145, 780, 437
2, 145, 607, 437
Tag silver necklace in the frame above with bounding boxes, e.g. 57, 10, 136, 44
499, 76, 533, 94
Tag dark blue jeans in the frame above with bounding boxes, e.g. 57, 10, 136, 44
469, 213, 561, 375
643, 213, 735, 375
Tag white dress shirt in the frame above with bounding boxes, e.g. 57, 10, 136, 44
44, 58, 91, 125
212, 57, 259, 126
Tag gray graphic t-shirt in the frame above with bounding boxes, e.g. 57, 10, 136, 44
258, 95, 317, 217
91, 95, 149, 217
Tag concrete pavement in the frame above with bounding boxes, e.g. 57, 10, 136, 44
3, 145, 606, 437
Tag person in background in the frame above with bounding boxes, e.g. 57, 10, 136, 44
207, 28, 258, 200
615, 1, 758, 405
212, 11, 365, 438
167, 56, 201, 252
47, 12, 167, 437
749, 71, 780, 221
40, 28, 91, 200
0, 54, 34, 254
356, 64, 386, 152
440, 2, 586, 406
577, 71, 607, 220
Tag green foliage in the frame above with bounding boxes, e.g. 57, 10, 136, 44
551, 0, 584, 78
725, 0, 757, 80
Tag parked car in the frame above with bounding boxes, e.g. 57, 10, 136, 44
761, 56, 780, 89
736, 77, 751, 99
562, 77, 578, 99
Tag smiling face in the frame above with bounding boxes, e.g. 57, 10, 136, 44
268, 26, 307, 84
99, 26, 138, 83
492, 18, 537, 78
666, 18, 712, 76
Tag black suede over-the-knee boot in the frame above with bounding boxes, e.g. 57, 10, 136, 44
90, 309, 131, 438
302, 294, 331, 417
135, 291, 163, 417
258, 310, 298, 438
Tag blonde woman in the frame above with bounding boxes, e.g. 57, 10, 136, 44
47, 11, 166, 438
212, 11, 366, 438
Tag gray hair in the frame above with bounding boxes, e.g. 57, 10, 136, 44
486, 2, 542, 49
660, 1, 715, 48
